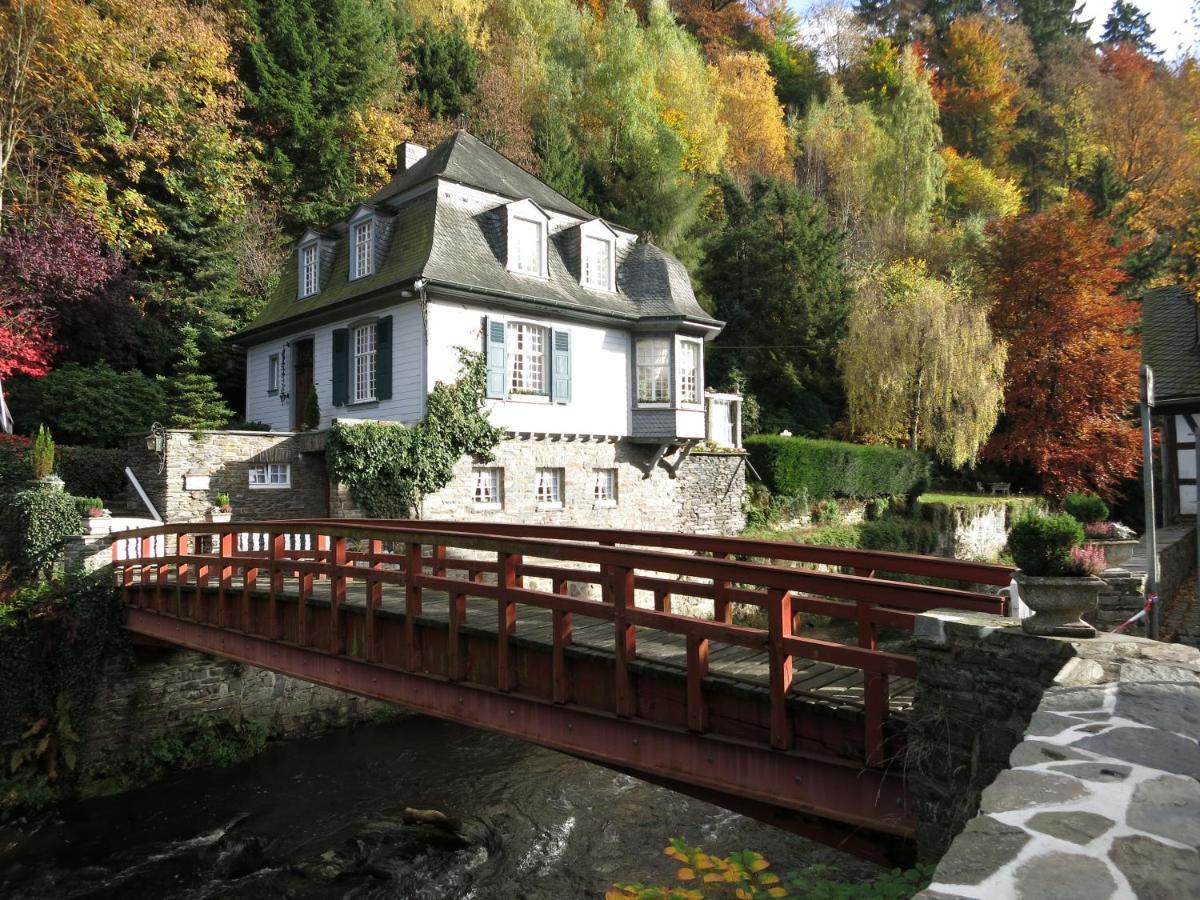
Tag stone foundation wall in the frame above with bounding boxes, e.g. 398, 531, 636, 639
126, 430, 329, 523
1158, 525, 1196, 607
417, 437, 746, 534
81, 645, 391, 774
1092, 568, 1149, 634
923, 500, 1035, 562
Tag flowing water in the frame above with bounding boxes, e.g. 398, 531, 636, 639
0, 716, 880, 899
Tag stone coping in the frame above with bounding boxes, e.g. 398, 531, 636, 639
916, 609, 1200, 899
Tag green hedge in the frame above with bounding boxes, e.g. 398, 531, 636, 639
57, 446, 128, 501
6, 489, 82, 580
745, 435, 929, 501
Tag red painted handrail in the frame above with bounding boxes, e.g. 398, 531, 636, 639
111, 520, 1008, 769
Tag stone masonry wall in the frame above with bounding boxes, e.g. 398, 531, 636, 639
81, 645, 391, 775
126, 430, 328, 523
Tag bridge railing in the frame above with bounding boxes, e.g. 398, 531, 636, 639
111, 520, 1013, 768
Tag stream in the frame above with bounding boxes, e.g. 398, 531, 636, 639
0, 716, 880, 898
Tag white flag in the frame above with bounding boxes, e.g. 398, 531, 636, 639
0, 377, 12, 434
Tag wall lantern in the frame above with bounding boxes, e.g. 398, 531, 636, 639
145, 422, 167, 473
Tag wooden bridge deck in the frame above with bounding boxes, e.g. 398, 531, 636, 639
156, 574, 918, 715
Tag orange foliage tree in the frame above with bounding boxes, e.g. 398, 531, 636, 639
980, 195, 1141, 500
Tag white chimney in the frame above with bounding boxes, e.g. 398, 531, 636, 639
397, 141, 427, 172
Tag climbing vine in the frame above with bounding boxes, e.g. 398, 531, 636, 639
326, 350, 506, 517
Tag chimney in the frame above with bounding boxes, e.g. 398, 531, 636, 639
396, 141, 427, 173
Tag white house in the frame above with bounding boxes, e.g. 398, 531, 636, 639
231, 130, 744, 530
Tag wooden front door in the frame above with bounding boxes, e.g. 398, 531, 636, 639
292, 337, 314, 430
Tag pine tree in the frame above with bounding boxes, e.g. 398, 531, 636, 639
703, 175, 851, 435
1018, 0, 1092, 59
405, 19, 479, 121
533, 109, 590, 210
170, 328, 233, 431
1101, 1, 1157, 54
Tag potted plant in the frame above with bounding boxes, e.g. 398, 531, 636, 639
207, 492, 233, 523
1063, 492, 1139, 571
74, 496, 111, 534
1008, 512, 1105, 637
31, 425, 64, 492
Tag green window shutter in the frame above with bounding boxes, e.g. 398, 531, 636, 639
331, 328, 349, 407
552, 328, 571, 404
485, 316, 506, 399
376, 315, 393, 400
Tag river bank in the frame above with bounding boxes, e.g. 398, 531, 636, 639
1, 715, 882, 899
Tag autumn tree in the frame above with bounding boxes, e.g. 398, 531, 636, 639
980, 195, 1140, 499
934, 16, 1021, 168
841, 259, 1005, 467
713, 52, 791, 185
704, 175, 851, 434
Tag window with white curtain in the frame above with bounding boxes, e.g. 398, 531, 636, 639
536, 468, 564, 507
473, 467, 502, 506
593, 468, 617, 504
582, 235, 612, 290
300, 244, 319, 297
249, 463, 290, 488
353, 219, 373, 278
636, 338, 671, 403
511, 216, 544, 275
352, 322, 377, 403
678, 340, 701, 404
508, 322, 547, 394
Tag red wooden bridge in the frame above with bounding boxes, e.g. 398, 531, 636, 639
111, 520, 1013, 864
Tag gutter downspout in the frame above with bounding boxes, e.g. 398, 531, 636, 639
1140, 365, 1159, 639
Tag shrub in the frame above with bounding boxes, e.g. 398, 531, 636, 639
6, 489, 82, 580
57, 447, 128, 500
1068, 544, 1107, 576
6, 364, 168, 446
1084, 521, 1117, 539
71, 496, 105, 517
801, 524, 861, 548
745, 434, 929, 501
0, 434, 32, 492
31, 425, 55, 480
811, 498, 841, 525
1007, 512, 1084, 577
859, 518, 940, 555
1063, 492, 1108, 525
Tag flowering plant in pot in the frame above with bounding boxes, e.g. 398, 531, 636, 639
1063, 492, 1138, 570
1008, 512, 1104, 637
207, 492, 233, 523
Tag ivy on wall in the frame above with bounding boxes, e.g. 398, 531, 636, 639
326, 351, 506, 517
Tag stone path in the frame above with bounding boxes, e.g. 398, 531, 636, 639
919, 642, 1200, 899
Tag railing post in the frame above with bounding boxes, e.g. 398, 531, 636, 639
297, 549, 313, 648
857, 601, 878, 650
713, 552, 732, 624
497, 551, 518, 692
177, 532, 191, 618
366, 538, 383, 663
864, 671, 889, 767
317, 534, 330, 580
217, 531, 234, 627
552, 577, 572, 704
767, 588, 794, 750
448, 588, 467, 681
330, 535, 347, 655
154, 536, 168, 611
686, 635, 709, 732
139, 535, 153, 606
404, 541, 424, 670
242, 535, 257, 633
269, 532, 284, 640
653, 588, 672, 614
612, 565, 637, 717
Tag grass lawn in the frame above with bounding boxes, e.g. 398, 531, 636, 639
919, 491, 1045, 509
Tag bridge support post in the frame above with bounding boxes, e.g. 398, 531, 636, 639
366, 539, 383, 663
497, 552, 518, 691
552, 577, 572, 704
217, 531, 234, 627
767, 589, 794, 750
177, 533, 191, 618
686, 635, 709, 732
613, 566, 637, 717
269, 533, 284, 640
330, 536, 347, 655
404, 542, 423, 670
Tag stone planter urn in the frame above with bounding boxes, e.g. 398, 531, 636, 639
1087, 539, 1138, 571
1015, 573, 1105, 637
84, 515, 113, 535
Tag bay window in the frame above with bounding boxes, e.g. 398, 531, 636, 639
636, 338, 671, 403
678, 340, 701, 405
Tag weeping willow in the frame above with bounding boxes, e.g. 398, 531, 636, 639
841, 259, 1006, 469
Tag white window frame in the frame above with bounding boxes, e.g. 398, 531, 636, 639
352, 322, 377, 404
352, 217, 374, 279
582, 234, 614, 291
505, 199, 550, 278
267, 353, 280, 394
249, 462, 291, 489
299, 242, 319, 298
636, 337, 672, 407
472, 466, 502, 509
593, 468, 617, 507
677, 338, 702, 407
507, 321, 548, 396
535, 467, 564, 509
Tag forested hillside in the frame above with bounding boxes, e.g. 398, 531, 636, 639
2, 0, 1198, 498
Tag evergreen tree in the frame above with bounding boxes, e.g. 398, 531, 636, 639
703, 175, 851, 435
170, 327, 233, 431
405, 19, 479, 121
533, 108, 590, 210
1017, 0, 1092, 58
240, 0, 399, 228
1101, 1, 1157, 55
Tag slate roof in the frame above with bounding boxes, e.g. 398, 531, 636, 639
235, 130, 718, 342
1142, 284, 1200, 409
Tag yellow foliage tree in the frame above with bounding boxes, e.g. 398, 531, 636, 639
841, 259, 1006, 468
712, 51, 791, 184
407, 0, 491, 50
942, 148, 1022, 221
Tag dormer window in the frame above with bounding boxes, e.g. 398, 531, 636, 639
352, 218, 374, 279
505, 199, 550, 278
299, 243, 319, 298
583, 235, 612, 290
512, 216, 543, 275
